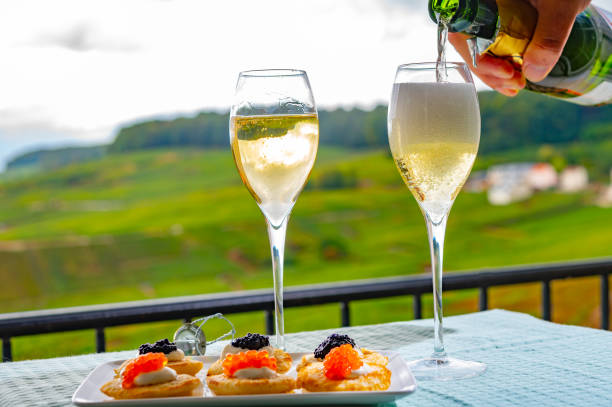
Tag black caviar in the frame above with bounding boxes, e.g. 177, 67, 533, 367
314, 334, 356, 359
231, 333, 270, 350
138, 338, 178, 355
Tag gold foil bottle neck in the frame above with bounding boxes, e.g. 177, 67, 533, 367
485, 0, 537, 67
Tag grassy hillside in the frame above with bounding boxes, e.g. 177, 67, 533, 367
0, 147, 610, 360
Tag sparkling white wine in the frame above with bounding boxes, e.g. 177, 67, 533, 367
436, 17, 450, 83
231, 114, 318, 225
388, 82, 479, 219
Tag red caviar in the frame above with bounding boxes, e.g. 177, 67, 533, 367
323, 344, 362, 380
121, 353, 167, 389
222, 350, 277, 377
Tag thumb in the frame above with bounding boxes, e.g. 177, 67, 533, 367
523, 3, 583, 82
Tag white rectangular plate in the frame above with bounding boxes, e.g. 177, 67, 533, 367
72, 351, 416, 406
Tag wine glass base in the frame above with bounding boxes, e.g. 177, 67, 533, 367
407, 356, 486, 381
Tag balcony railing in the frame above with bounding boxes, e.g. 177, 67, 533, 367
1, 258, 610, 362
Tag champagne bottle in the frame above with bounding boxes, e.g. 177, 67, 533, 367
429, 0, 612, 106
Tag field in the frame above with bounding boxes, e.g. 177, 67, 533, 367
0, 147, 610, 360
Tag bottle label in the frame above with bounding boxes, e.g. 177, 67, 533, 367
485, 0, 536, 67
567, 80, 612, 106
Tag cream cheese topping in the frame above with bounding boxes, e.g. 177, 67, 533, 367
221, 344, 274, 359
348, 363, 375, 379
133, 366, 177, 386
233, 367, 278, 379
166, 349, 185, 362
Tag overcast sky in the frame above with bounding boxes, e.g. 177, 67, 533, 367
1, 0, 611, 170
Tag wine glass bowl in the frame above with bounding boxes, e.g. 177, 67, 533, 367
388, 62, 486, 380
230, 69, 319, 350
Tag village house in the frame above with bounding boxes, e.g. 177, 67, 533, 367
559, 166, 589, 192
485, 163, 559, 205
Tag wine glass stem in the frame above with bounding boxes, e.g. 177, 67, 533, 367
266, 217, 288, 350
426, 213, 448, 359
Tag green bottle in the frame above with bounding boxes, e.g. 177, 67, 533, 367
429, 0, 612, 106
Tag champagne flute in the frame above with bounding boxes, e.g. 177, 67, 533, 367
387, 62, 486, 380
230, 69, 318, 350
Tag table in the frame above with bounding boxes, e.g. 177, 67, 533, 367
1, 310, 611, 406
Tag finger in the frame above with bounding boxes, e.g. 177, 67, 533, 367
449, 32, 516, 79
480, 71, 526, 93
500, 88, 520, 97
512, 69, 527, 89
476, 54, 517, 79
523, 1, 585, 82
448, 32, 526, 96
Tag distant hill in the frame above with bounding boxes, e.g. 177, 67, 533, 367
478, 91, 611, 153
6, 145, 107, 173
106, 105, 390, 152
107, 92, 612, 154
108, 112, 229, 152
6, 91, 611, 176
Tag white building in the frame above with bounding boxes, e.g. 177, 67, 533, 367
596, 185, 612, 208
488, 183, 533, 206
559, 166, 589, 192
527, 163, 558, 190
485, 162, 558, 205
486, 163, 534, 205
487, 163, 533, 187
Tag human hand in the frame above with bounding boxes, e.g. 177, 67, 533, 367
449, 0, 591, 96
449, 33, 525, 96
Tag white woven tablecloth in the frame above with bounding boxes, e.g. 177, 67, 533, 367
1, 310, 611, 406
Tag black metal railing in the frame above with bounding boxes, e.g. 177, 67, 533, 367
1, 258, 610, 362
